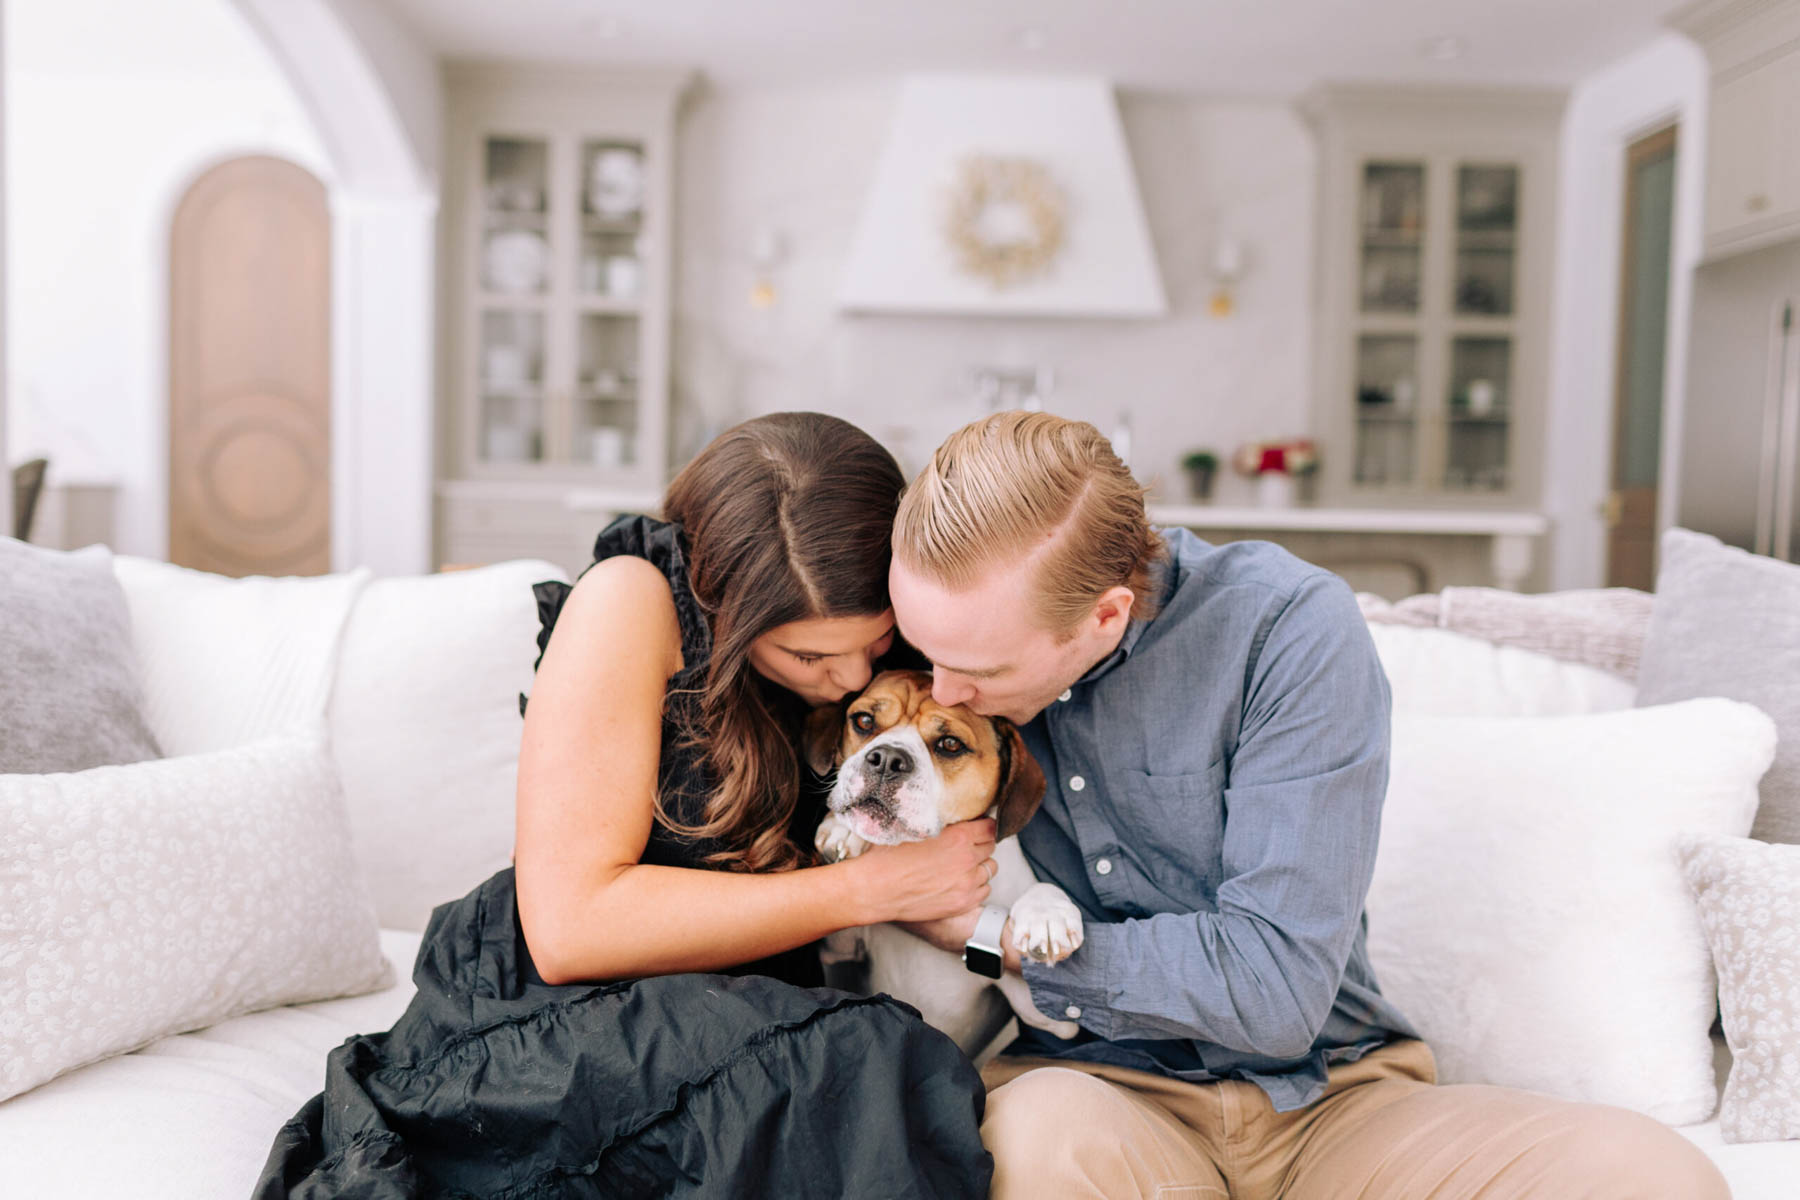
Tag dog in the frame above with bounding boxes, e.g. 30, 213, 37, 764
804, 669, 1084, 1052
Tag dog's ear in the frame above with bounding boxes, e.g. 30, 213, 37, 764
803, 701, 849, 776
992, 718, 1047, 840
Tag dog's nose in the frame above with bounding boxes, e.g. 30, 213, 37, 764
864, 745, 914, 778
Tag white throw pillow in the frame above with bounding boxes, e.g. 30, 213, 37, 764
0, 731, 393, 1102
1365, 698, 1775, 1126
329, 559, 568, 931
1367, 622, 1636, 719
110, 557, 371, 756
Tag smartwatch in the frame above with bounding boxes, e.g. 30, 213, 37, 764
962, 904, 1010, 979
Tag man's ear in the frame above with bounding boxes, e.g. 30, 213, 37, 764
992, 718, 1047, 840
803, 702, 848, 776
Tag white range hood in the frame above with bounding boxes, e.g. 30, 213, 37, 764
839, 74, 1167, 319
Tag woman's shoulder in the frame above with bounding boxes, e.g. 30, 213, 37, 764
561, 554, 683, 663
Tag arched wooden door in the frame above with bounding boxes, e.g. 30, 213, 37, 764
169, 155, 330, 576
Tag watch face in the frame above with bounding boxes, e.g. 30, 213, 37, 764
962, 945, 1004, 980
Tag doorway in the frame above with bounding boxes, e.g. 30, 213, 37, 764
168, 155, 331, 575
1605, 126, 1677, 590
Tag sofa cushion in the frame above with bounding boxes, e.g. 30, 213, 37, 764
0, 538, 161, 773
1367, 623, 1636, 718
1636, 527, 1800, 845
110, 556, 370, 757
0, 731, 393, 1102
1360, 585, 1654, 680
1365, 698, 1774, 1126
329, 559, 569, 931
0, 928, 421, 1199
1680, 833, 1800, 1144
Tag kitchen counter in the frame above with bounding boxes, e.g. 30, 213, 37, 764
1146, 504, 1548, 591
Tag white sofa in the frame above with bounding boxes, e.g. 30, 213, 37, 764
1, 556, 1794, 1198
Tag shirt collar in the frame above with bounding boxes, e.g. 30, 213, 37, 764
1072, 553, 1177, 687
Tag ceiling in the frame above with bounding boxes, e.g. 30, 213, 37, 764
378, 0, 1695, 96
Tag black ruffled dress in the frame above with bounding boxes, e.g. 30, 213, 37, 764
252, 515, 990, 1199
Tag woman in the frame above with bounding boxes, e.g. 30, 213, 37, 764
256, 414, 998, 1199
515, 411, 996, 987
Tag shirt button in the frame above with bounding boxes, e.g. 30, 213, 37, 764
1068, 775, 1086, 792
1058, 689, 1072, 703
1095, 857, 1113, 876
1065, 1005, 1082, 1019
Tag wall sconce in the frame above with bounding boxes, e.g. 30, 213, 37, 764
1208, 235, 1247, 318
750, 227, 786, 310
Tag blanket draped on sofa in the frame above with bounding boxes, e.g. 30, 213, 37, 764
252, 868, 992, 1198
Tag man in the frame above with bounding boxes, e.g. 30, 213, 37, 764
888, 410, 1725, 1199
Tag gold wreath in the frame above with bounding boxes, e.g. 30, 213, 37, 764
942, 156, 1066, 290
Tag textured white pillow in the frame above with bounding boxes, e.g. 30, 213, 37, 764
1365, 698, 1775, 1125
0, 731, 393, 1102
1367, 622, 1636, 719
110, 557, 371, 756
329, 559, 568, 931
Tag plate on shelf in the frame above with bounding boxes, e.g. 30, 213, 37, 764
586, 147, 644, 220
484, 229, 549, 294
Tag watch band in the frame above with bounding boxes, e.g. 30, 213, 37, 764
962, 904, 1010, 979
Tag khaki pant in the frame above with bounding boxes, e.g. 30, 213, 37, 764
978, 1039, 1729, 1199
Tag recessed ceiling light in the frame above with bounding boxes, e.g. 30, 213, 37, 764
1420, 34, 1466, 61
1016, 26, 1050, 52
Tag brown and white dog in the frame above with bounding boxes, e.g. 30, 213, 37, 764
805, 670, 1083, 1051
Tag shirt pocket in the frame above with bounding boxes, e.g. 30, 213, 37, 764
1117, 761, 1228, 908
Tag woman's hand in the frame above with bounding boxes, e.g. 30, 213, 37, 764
846, 817, 997, 925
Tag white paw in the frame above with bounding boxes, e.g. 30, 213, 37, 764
1007, 883, 1084, 965
815, 813, 871, 863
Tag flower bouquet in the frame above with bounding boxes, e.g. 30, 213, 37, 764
1233, 438, 1319, 507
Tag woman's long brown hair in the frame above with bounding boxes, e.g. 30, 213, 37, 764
659, 412, 904, 873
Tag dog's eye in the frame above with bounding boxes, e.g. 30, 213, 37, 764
851, 712, 876, 733
934, 735, 966, 756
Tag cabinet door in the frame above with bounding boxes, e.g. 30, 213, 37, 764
1351, 161, 1427, 488
1442, 163, 1520, 494
1772, 59, 1800, 233
472, 134, 552, 466
1705, 66, 1779, 245
567, 136, 649, 472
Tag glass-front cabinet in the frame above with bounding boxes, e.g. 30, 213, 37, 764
448, 66, 684, 491
1305, 87, 1563, 507
437, 65, 687, 571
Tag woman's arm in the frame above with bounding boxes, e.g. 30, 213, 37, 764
513, 555, 994, 985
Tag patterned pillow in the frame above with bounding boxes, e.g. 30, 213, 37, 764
1680, 833, 1800, 1143
0, 730, 393, 1101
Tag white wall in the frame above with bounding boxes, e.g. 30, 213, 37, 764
1543, 32, 1708, 590
672, 83, 1317, 504
0, 3, 10, 541
4, 0, 331, 560
230, 0, 441, 576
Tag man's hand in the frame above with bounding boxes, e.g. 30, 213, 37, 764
895, 908, 1024, 974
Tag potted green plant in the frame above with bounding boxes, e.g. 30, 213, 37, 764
1180, 449, 1220, 501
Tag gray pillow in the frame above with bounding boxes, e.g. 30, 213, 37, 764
1, 538, 162, 774
1636, 527, 1800, 844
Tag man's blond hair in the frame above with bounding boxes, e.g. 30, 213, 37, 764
894, 411, 1168, 636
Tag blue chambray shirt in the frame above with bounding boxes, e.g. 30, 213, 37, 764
1006, 527, 1420, 1113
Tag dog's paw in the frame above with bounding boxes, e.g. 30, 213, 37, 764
814, 813, 871, 863
1007, 883, 1084, 965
